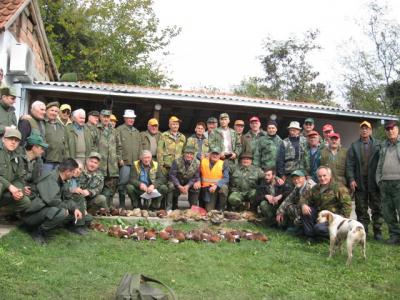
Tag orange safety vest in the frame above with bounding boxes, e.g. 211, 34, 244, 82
200, 158, 224, 187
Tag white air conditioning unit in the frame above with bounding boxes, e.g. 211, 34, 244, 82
8, 43, 33, 82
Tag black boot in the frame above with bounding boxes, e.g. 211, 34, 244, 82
31, 227, 49, 245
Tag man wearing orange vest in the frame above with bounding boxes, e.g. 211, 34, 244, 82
200, 146, 229, 211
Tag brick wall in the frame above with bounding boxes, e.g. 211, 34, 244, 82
8, 7, 51, 81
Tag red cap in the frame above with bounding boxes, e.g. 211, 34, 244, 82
322, 124, 334, 132
328, 132, 340, 139
249, 116, 260, 123
307, 130, 320, 137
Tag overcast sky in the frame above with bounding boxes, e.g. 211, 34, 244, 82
152, 0, 400, 101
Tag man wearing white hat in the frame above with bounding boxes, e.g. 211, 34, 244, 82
276, 121, 310, 183
116, 109, 142, 208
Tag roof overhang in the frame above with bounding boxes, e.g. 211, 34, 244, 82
23, 81, 398, 121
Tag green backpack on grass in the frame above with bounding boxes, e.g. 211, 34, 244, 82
115, 273, 177, 300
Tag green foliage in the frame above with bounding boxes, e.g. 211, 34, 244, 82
0, 224, 399, 299
341, 1, 400, 113
235, 30, 334, 106
39, 0, 180, 86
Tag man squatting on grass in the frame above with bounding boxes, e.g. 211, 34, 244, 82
0, 93, 399, 245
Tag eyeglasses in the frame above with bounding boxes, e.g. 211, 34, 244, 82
61, 110, 71, 115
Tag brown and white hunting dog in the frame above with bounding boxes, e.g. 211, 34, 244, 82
317, 210, 366, 265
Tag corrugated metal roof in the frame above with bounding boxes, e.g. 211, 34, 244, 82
24, 81, 398, 120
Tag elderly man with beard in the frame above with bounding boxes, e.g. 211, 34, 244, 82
299, 166, 351, 241
168, 145, 201, 209
126, 150, 167, 210
0, 87, 17, 137
18, 100, 46, 145
0, 128, 31, 216
228, 152, 264, 211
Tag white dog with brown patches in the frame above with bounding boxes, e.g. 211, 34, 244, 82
317, 210, 366, 265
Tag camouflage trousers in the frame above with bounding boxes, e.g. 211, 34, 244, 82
167, 182, 200, 210
102, 176, 119, 208
201, 185, 228, 212
126, 184, 168, 210
354, 178, 383, 234
86, 194, 107, 214
380, 180, 400, 239
228, 189, 257, 210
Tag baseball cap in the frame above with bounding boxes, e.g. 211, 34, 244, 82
328, 132, 340, 139
100, 109, 112, 116
110, 114, 117, 122
46, 101, 60, 109
207, 117, 218, 123
291, 170, 305, 177
0, 87, 17, 97
234, 120, 245, 126
148, 118, 159, 126
304, 118, 314, 124
240, 152, 253, 159
169, 116, 181, 122
3, 128, 21, 140
322, 124, 334, 132
307, 130, 320, 137
88, 110, 100, 117
249, 116, 260, 123
384, 120, 398, 130
183, 145, 195, 153
26, 133, 48, 148
88, 151, 101, 160
209, 146, 222, 154
267, 120, 278, 127
60, 104, 71, 111
360, 121, 372, 129
219, 113, 229, 119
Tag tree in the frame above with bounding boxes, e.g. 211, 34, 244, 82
341, 1, 400, 113
40, 0, 180, 86
234, 30, 335, 106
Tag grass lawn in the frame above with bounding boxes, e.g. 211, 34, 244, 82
0, 221, 399, 300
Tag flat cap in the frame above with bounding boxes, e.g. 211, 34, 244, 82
88, 110, 100, 117
46, 101, 60, 109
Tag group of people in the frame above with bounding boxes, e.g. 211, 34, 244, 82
1, 85, 400, 246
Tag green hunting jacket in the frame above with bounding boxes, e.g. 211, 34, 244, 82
186, 134, 209, 160
376, 136, 400, 184
253, 134, 282, 170
64, 124, 95, 159
299, 181, 352, 217
77, 167, 104, 197
0, 143, 25, 196
44, 119, 66, 163
243, 130, 266, 156
0, 100, 17, 136
345, 137, 381, 192
229, 164, 264, 192
140, 130, 162, 158
96, 123, 120, 177
320, 146, 348, 186
157, 131, 186, 171
116, 124, 142, 166
208, 127, 242, 157
25, 170, 77, 214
